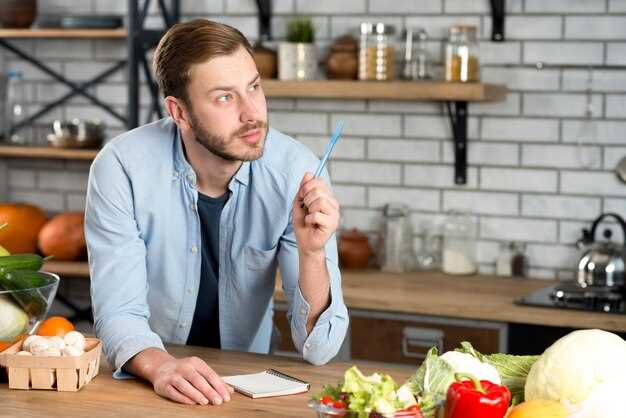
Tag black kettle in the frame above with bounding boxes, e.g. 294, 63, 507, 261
577, 213, 626, 289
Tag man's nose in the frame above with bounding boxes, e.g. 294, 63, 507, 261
239, 95, 260, 123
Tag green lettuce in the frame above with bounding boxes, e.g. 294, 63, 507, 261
405, 347, 454, 416
455, 341, 539, 405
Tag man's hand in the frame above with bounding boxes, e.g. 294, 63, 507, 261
293, 172, 340, 255
126, 348, 233, 405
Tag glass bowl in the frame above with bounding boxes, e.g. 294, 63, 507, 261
0, 271, 60, 345
307, 399, 443, 418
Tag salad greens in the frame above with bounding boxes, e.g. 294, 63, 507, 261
313, 366, 417, 418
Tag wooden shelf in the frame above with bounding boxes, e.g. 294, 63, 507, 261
0, 145, 99, 160
43, 261, 90, 278
262, 80, 507, 102
0, 28, 127, 39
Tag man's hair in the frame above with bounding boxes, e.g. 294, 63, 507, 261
153, 19, 253, 102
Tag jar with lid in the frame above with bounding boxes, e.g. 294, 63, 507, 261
402, 28, 431, 80
511, 241, 528, 277
377, 203, 415, 273
442, 210, 477, 275
444, 25, 480, 82
359, 22, 396, 81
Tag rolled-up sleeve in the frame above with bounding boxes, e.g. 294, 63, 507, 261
277, 170, 349, 366
85, 147, 164, 379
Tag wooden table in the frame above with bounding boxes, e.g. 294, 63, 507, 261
1, 344, 415, 418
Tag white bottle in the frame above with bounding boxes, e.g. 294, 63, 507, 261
4, 70, 26, 144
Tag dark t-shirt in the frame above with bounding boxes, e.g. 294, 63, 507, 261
186, 191, 229, 348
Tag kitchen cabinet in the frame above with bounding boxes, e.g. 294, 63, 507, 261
272, 303, 506, 366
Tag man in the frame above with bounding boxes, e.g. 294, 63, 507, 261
85, 19, 348, 406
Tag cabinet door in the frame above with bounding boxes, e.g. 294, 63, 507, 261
350, 312, 505, 365
272, 304, 298, 355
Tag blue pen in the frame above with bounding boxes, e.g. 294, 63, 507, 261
300, 120, 344, 208
314, 120, 344, 178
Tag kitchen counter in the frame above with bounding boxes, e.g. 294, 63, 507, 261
276, 271, 626, 332
1, 344, 414, 418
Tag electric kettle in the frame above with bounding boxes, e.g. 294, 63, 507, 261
577, 213, 626, 289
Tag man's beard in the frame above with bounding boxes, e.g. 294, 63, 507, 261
189, 110, 267, 162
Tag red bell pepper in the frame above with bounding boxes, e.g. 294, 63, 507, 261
444, 373, 511, 418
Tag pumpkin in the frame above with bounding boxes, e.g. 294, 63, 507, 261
0, 203, 48, 253
38, 212, 86, 261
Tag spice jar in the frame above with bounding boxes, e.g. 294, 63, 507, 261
442, 210, 477, 275
511, 241, 528, 277
444, 25, 480, 82
359, 22, 396, 81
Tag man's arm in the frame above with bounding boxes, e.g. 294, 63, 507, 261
277, 171, 349, 365
85, 148, 231, 405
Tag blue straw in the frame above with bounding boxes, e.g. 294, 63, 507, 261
314, 120, 344, 178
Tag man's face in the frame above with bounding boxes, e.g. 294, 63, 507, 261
184, 46, 268, 161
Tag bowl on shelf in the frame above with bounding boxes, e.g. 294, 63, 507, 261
0, 271, 60, 347
47, 119, 104, 149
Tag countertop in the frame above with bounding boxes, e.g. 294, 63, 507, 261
276, 270, 626, 332
1, 344, 414, 418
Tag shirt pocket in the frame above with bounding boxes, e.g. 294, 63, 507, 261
245, 244, 278, 274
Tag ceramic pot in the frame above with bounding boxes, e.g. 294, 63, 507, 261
0, 0, 37, 28
339, 229, 373, 270
253, 42, 277, 79
278, 42, 318, 80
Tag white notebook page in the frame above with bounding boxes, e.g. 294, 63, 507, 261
223, 370, 309, 398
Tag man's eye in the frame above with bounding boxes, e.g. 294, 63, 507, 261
248, 83, 260, 92
217, 94, 232, 102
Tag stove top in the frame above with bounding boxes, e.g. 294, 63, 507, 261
516, 281, 626, 314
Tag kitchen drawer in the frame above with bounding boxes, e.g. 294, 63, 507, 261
350, 310, 506, 366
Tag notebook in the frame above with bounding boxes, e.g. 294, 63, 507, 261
222, 369, 310, 399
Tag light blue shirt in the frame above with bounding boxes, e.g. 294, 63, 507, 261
85, 117, 349, 378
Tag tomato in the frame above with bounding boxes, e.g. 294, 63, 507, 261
321, 395, 335, 405
333, 400, 346, 409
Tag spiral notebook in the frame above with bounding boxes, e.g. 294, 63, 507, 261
223, 369, 310, 399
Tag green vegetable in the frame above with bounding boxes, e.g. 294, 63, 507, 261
0, 294, 29, 341
0, 253, 47, 274
525, 329, 626, 408
338, 366, 414, 418
0, 270, 53, 317
406, 346, 455, 414
456, 341, 539, 405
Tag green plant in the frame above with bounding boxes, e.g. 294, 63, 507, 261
287, 17, 315, 43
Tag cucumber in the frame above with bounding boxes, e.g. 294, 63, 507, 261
0, 254, 47, 274
0, 270, 54, 317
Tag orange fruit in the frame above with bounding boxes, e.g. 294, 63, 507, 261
36, 316, 75, 337
508, 400, 568, 418
0, 334, 27, 352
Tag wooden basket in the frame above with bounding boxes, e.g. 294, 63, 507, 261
0, 337, 101, 391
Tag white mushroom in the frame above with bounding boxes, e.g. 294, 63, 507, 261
22, 335, 46, 352
41, 347, 62, 357
62, 345, 84, 357
63, 331, 86, 351
48, 336, 66, 350
29, 338, 52, 355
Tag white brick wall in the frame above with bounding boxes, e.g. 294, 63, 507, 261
2, 1, 626, 280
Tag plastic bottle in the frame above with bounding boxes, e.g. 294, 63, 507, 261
4, 70, 26, 144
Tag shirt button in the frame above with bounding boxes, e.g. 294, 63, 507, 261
300, 308, 306, 316
179, 322, 186, 328
191, 245, 198, 254
305, 343, 311, 349
190, 203, 197, 210
187, 288, 193, 294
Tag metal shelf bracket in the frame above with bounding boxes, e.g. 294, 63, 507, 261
490, 0, 505, 42
445, 101, 468, 185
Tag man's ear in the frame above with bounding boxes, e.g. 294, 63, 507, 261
164, 96, 192, 130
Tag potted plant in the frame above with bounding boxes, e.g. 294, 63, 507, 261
278, 17, 318, 80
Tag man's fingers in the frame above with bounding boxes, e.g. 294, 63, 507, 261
171, 375, 212, 405
307, 196, 339, 217
184, 368, 223, 405
191, 358, 232, 401
164, 384, 197, 405
305, 211, 335, 229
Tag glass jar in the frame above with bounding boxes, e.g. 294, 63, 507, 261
496, 242, 513, 276
511, 241, 528, 277
377, 203, 415, 273
416, 221, 441, 271
444, 25, 480, 82
442, 210, 477, 275
402, 28, 431, 80
359, 22, 396, 81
